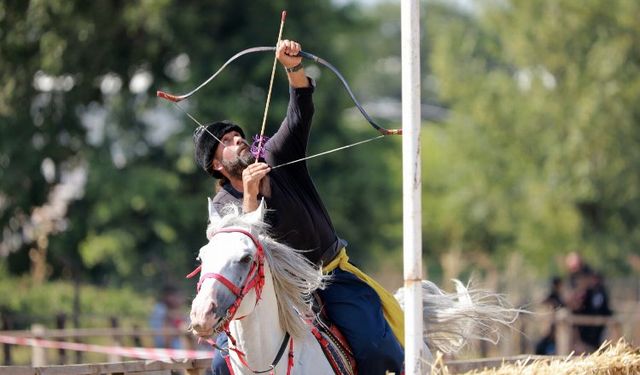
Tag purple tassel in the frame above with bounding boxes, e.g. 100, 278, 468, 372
250, 134, 270, 159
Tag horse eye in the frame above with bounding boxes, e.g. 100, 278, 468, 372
239, 254, 252, 264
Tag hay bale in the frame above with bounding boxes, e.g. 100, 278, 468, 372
433, 340, 640, 375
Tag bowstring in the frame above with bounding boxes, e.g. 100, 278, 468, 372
270, 135, 386, 170
174, 99, 388, 170
173, 102, 224, 145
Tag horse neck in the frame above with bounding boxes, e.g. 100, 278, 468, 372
228, 264, 287, 367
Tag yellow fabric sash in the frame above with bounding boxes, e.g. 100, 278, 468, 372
323, 248, 405, 347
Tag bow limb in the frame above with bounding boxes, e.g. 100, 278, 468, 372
157, 46, 402, 135
297, 50, 402, 136
157, 46, 276, 102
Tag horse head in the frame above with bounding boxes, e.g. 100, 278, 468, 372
189, 201, 268, 337
189, 199, 326, 341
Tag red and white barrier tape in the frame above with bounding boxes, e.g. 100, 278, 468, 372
0, 334, 214, 360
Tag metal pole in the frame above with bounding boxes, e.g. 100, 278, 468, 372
401, 0, 423, 374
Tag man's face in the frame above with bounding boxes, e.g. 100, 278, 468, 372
213, 130, 255, 179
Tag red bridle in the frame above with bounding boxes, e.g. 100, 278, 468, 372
187, 227, 266, 331
187, 227, 295, 375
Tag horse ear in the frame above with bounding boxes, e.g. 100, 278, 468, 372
244, 198, 267, 225
256, 198, 266, 220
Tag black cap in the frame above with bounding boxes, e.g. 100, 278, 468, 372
193, 121, 245, 178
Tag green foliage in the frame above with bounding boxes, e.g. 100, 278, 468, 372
79, 229, 136, 275
0, 0, 397, 294
424, 0, 640, 275
2, 0, 640, 318
0, 276, 152, 328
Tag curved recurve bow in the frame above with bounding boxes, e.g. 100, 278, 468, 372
157, 46, 402, 136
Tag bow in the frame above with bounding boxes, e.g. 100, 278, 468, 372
157, 46, 402, 136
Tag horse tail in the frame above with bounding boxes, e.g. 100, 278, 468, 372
395, 280, 520, 355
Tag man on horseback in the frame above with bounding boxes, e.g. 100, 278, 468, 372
193, 40, 404, 374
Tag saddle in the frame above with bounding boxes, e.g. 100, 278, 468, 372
309, 292, 357, 375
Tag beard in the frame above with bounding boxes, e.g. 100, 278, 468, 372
221, 144, 255, 179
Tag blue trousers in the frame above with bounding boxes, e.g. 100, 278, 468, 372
212, 268, 403, 374
211, 334, 230, 375
318, 268, 403, 374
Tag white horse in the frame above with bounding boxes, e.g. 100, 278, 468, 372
189, 201, 518, 374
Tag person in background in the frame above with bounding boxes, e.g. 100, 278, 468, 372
149, 285, 188, 349
564, 252, 613, 352
574, 271, 613, 350
544, 276, 565, 309
564, 251, 592, 312
565, 251, 593, 289
535, 276, 565, 355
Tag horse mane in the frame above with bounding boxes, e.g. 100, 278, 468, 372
207, 204, 327, 339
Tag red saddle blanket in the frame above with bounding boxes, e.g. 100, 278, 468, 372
309, 292, 357, 375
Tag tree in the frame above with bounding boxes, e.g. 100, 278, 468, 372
0, 0, 402, 291
424, 0, 640, 275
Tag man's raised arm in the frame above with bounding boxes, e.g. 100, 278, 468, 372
278, 40, 309, 88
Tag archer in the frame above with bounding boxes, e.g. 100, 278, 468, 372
193, 39, 405, 375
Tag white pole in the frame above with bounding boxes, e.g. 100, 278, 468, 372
401, 0, 423, 374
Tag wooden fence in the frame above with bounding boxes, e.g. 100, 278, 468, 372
1, 324, 196, 367
0, 358, 211, 375
2, 356, 567, 375
0, 355, 567, 375
1, 308, 639, 372
553, 308, 625, 355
